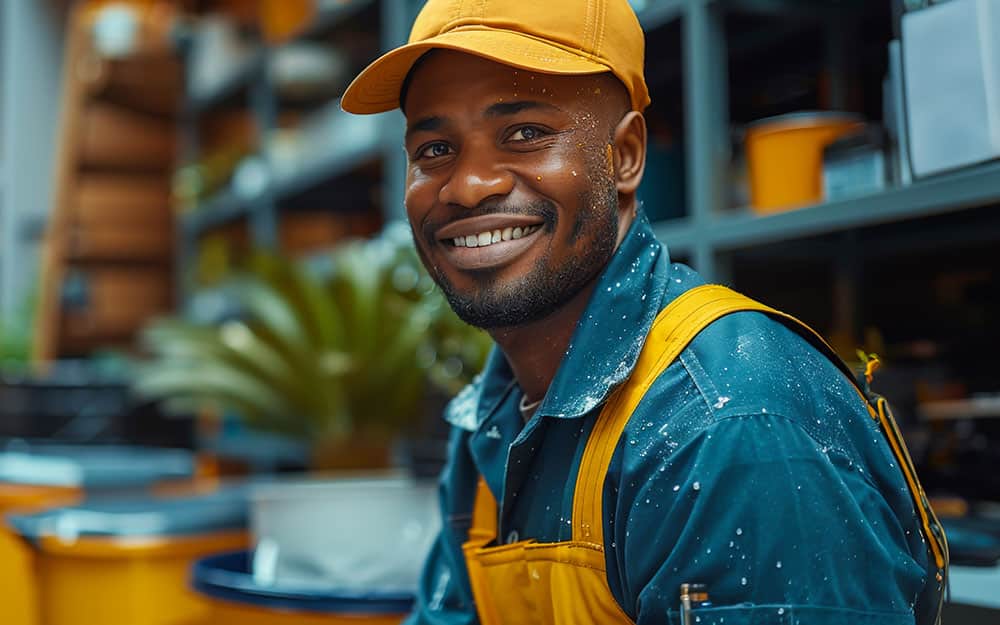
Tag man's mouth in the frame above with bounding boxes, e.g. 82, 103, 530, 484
434, 214, 547, 271
448, 224, 542, 248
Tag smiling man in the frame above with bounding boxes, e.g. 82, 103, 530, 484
341, 1, 946, 624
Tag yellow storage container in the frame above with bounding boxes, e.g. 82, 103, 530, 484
0, 444, 197, 625
745, 111, 863, 213
192, 551, 413, 625
9, 488, 249, 625
0, 483, 81, 625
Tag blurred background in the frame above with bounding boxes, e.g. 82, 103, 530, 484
0, 0, 998, 623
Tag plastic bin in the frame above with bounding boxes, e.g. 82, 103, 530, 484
7, 487, 249, 625
745, 111, 863, 213
0, 444, 198, 625
192, 550, 413, 624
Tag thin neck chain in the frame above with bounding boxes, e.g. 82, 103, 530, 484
518, 393, 543, 416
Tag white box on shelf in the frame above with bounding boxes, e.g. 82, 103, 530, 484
884, 40, 913, 185
902, 0, 1000, 177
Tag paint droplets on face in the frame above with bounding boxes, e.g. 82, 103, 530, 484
402, 51, 632, 329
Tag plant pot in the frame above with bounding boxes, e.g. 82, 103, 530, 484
250, 477, 440, 593
309, 434, 395, 472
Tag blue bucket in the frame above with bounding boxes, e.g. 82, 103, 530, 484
191, 550, 415, 621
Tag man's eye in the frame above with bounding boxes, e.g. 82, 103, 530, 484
419, 142, 452, 159
509, 126, 545, 142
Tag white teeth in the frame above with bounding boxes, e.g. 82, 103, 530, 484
452, 225, 541, 248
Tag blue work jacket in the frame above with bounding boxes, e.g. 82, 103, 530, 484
405, 213, 933, 625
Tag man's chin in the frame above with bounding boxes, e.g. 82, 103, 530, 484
437, 270, 586, 331
439, 284, 542, 330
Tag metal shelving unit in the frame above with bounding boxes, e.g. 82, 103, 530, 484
269, 121, 383, 202
179, 189, 252, 235
176, 0, 1000, 289
654, 160, 1000, 256
176, 0, 418, 300
184, 48, 267, 116
641, 0, 1000, 279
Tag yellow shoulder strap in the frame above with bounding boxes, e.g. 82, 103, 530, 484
468, 476, 498, 544
571, 285, 784, 541
466, 284, 945, 577
571, 285, 945, 575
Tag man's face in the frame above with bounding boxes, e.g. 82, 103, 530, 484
403, 51, 630, 329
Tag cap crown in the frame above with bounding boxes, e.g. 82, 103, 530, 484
407, 0, 650, 110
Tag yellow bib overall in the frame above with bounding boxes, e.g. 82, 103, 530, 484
461, 285, 947, 625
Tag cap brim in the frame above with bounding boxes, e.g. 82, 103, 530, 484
341, 28, 611, 114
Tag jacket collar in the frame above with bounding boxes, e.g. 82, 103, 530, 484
443, 212, 672, 431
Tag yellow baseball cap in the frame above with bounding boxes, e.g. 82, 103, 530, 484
341, 0, 651, 114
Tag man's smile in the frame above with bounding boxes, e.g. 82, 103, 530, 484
435, 214, 547, 271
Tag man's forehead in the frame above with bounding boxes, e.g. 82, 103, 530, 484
409, 50, 548, 87
402, 50, 617, 118
408, 54, 561, 105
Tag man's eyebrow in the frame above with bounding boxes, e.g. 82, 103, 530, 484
405, 116, 445, 140
484, 100, 564, 118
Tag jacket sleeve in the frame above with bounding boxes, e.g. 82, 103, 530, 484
607, 412, 928, 625
404, 427, 480, 625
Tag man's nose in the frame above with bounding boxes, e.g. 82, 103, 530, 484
438, 148, 514, 209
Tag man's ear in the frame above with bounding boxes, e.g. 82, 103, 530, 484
613, 111, 647, 195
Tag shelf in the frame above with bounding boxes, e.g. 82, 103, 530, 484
92, 55, 184, 117
918, 397, 1000, 422
180, 190, 252, 234
716, 0, 868, 19
651, 217, 697, 255
652, 160, 1000, 262
710, 161, 1000, 251
271, 135, 381, 203
638, 0, 868, 31
181, 132, 382, 236
185, 49, 266, 116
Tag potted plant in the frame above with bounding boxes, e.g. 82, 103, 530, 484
134, 224, 491, 470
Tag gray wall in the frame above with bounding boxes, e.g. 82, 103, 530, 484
0, 0, 67, 323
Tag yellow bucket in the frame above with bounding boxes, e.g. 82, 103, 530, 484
0, 445, 200, 625
32, 532, 248, 625
8, 489, 249, 625
745, 112, 863, 213
0, 484, 82, 625
191, 551, 412, 625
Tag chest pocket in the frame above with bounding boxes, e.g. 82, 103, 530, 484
460, 285, 947, 625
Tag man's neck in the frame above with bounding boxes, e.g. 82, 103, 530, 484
487, 278, 599, 404
489, 201, 637, 404
490, 195, 636, 402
